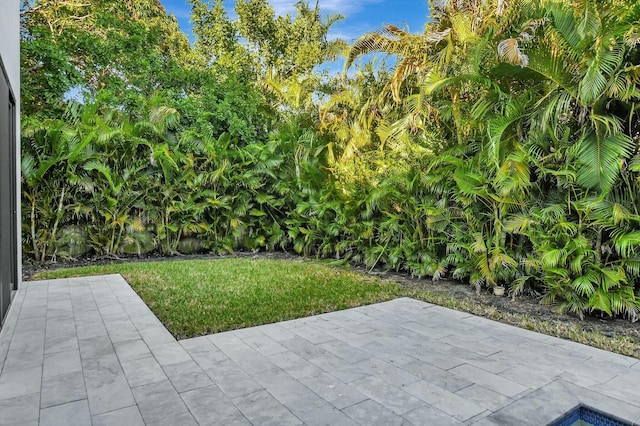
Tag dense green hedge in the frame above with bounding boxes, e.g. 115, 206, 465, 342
21, 0, 640, 320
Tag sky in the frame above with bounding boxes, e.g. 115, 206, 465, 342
159, 0, 431, 55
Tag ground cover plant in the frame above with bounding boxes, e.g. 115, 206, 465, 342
20, 0, 640, 322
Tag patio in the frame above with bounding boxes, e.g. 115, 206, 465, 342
0, 274, 639, 425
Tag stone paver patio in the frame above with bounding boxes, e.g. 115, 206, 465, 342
0, 274, 639, 425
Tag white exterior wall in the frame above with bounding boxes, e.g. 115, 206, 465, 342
0, 1, 20, 89
0, 0, 21, 287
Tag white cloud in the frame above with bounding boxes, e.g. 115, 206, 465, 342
163, 0, 383, 22
328, 26, 369, 43
317, 0, 382, 14
161, 0, 387, 44
164, 4, 192, 20
257, 0, 382, 16
266, 0, 298, 15
265, 0, 385, 43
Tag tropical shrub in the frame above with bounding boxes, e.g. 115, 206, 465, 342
20, 0, 640, 321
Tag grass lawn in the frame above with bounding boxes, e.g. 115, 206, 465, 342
32, 256, 640, 358
33, 257, 403, 339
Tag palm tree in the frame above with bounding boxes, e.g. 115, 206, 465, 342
497, 0, 640, 193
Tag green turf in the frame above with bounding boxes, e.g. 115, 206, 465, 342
33, 258, 403, 339
31, 257, 640, 358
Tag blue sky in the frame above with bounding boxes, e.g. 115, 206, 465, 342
160, 0, 430, 43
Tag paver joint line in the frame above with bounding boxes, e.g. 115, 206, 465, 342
1, 274, 640, 425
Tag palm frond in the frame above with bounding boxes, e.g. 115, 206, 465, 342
576, 130, 634, 192
345, 25, 419, 71
574, 0, 600, 41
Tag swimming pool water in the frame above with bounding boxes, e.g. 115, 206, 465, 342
547, 405, 632, 426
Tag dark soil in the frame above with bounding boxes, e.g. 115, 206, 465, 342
23, 251, 640, 344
